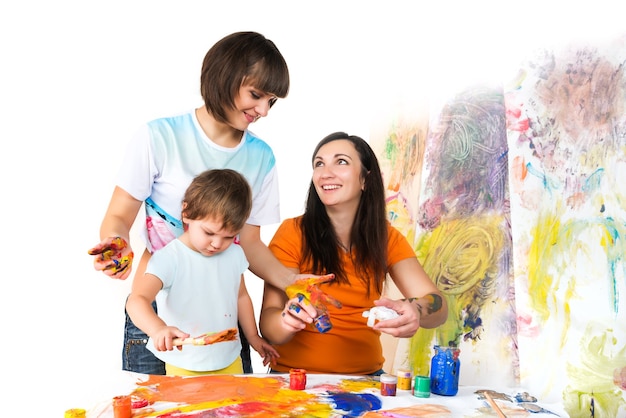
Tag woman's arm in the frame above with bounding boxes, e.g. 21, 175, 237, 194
238, 224, 331, 305
390, 257, 448, 328
238, 224, 295, 290
89, 186, 143, 279
259, 276, 314, 345
99, 186, 143, 241
373, 258, 448, 337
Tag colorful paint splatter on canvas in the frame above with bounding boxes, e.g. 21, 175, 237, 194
373, 35, 626, 417
94, 374, 457, 417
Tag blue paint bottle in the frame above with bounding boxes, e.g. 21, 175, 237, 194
313, 312, 333, 333
430, 345, 460, 396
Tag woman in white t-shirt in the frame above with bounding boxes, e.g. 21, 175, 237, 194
88, 31, 316, 375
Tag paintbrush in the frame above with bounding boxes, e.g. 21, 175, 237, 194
173, 328, 238, 346
483, 391, 507, 418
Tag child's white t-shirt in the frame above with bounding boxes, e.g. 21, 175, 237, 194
146, 239, 248, 371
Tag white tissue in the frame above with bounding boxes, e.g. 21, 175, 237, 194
362, 306, 399, 327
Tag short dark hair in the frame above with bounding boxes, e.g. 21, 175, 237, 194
200, 31, 290, 123
182, 169, 252, 232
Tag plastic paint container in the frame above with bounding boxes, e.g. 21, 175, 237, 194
64, 409, 86, 418
113, 395, 132, 418
396, 369, 413, 390
413, 375, 431, 398
313, 312, 333, 333
379, 373, 397, 396
289, 368, 307, 390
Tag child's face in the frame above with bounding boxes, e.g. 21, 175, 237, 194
185, 216, 239, 257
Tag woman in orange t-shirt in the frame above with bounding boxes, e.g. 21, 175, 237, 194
259, 132, 448, 375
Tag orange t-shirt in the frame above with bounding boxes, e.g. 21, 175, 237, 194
268, 216, 417, 374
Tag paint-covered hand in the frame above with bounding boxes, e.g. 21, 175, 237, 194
247, 334, 280, 367
88, 236, 134, 280
284, 274, 342, 333
286, 274, 342, 311
370, 297, 419, 338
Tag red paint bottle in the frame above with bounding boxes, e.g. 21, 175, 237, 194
113, 395, 132, 418
380, 374, 397, 396
289, 368, 307, 390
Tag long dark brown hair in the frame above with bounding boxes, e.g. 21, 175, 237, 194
300, 132, 388, 295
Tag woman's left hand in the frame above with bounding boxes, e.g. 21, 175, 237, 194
371, 297, 420, 338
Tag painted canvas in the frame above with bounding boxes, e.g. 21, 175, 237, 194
375, 85, 518, 390
506, 39, 626, 416
373, 35, 626, 417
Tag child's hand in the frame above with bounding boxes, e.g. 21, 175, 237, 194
248, 335, 280, 367
88, 236, 134, 280
151, 326, 189, 352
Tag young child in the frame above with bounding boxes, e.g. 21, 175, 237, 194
126, 169, 278, 375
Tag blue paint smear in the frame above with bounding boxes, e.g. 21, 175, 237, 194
327, 392, 382, 417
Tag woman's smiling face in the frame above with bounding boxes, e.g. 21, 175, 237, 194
312, 139, 365, 209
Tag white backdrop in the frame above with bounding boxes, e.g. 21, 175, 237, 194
1, 1, 622, 415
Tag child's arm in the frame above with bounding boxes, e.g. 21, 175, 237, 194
237, 276, 279, 368
126, 272, 190, 351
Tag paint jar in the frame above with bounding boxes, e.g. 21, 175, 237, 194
413, 375, 431, 398
113, 395, 132, 418
379, 373, 397, 396
430, 345, 460, 396
396, 369, 413, 390
313, 312, 333, 333
289, 368, 307, 390
64, 409, 86, 418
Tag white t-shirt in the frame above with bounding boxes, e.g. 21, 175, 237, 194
116, 110, 280, 252
146, 239, 248, 371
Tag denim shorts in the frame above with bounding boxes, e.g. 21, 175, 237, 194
122, 300, 166, 375
122, 298, 252, 374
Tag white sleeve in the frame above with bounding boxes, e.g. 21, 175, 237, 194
247, 164, 280, 226
115, 124, 157, 201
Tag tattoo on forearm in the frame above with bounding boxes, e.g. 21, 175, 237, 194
404, 293, 443, 316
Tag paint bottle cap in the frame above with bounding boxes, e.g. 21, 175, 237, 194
396, 369, 413, 390
413, 375, 431, 398
65, 409, 86, 418
380, 373, 397, 396
380, 373, 397, 384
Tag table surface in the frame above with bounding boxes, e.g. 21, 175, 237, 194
85, 372, 569, 417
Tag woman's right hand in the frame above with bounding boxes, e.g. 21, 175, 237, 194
88, 236, 134, 280
279, 295, 314, 333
